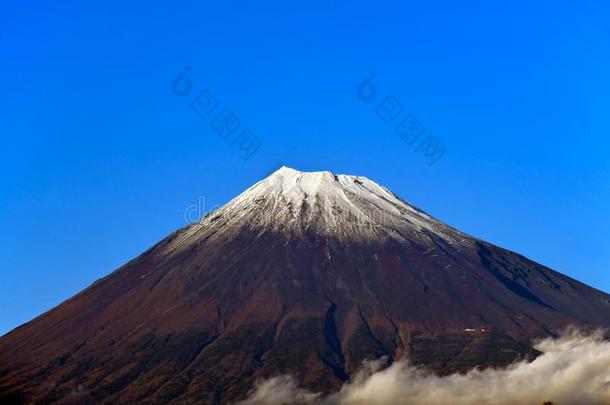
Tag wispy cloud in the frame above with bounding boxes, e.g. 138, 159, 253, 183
238, 328, 610, 405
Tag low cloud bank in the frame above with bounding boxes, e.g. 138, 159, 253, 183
239, 329, 610, 405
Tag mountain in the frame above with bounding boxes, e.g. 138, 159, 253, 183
1, 167, 609, 404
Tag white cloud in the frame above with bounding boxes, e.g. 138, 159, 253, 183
238, 329, 610, 405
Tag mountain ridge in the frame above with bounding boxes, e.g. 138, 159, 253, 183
1, 167, 609, 404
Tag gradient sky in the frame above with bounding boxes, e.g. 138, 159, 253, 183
1, 0, 609, 336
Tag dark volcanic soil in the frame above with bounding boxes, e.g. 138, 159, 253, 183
1, 168, 609, 404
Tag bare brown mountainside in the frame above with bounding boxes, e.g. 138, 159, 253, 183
1, 167, 609, 404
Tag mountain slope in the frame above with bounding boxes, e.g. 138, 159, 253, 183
1, 167, 609, 404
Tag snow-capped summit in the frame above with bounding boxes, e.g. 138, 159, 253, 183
3, 167, 609, 404
262, 166, 402, 209
172, 166, 466, 251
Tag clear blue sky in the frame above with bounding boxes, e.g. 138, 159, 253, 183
1, 0, 609, 336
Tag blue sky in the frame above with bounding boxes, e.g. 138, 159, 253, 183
1, 0, 609, 335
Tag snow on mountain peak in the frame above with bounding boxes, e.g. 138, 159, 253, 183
164, 167, 469, 254
263, 166, 383, 201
